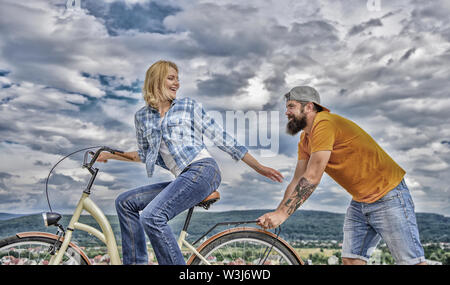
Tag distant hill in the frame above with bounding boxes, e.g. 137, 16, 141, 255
0, 213, 27, 221
0, 210, 448, 246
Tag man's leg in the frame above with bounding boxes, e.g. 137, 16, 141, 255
367, 180, 426, 265
341, 200, 381, 265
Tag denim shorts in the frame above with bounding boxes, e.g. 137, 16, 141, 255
342, 179, 425, 265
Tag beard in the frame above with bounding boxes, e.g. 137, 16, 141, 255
286, 114, 307, 135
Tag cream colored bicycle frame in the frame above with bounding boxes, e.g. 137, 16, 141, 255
49, 193, 121, 265
48, 192, 210, 265
177, 230, 210, 265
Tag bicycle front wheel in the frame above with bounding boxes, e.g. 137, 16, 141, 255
0, 233, 90, 265
188, 228, 303, 265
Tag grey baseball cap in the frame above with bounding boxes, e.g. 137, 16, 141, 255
284, 86, 330, 112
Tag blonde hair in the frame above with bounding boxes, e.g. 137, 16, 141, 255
142, 60, 178, 109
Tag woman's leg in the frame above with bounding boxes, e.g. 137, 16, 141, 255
115, 181, 171, 265
140, 158, 221, 265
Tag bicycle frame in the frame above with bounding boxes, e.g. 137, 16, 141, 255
178, 231, 210, 265
44, 192, 296, 265
49, 192, 121, 265
48, 194, 266, 265
177, 207, 268, 265
48, 195, 220, 265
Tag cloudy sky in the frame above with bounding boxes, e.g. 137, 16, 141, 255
0, 0, 449, 217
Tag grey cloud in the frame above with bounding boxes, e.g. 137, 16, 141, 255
164, 3, 270, 58
217, 177, 282, 210
83, 0, 181, 36
306, 189, 352, 213
33, 160, 52, 167
400, 47, 416, 62
348, 18, 383, 36
239, 171, 283, 186
411, 169, 443, 179
93, 178, 129, 191
167, 5, 340, 109
0, 81, 138, 157
410, 3, 449, 21
400, 0, 450, 38
0, 70, 11, 77
277, 133, 301, 157
263, 73, 286, 95
38, 172, 80, 186
216, 170, 351, 213
0, 193, 21, 204
0, 172, 16, 189
261, 54, 321, 111
288, 20, 339, 46
196, 69, 255, 97
346, 9, 398, 38
0, 172, 13, 179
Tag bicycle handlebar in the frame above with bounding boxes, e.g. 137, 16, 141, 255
80, 146, 124, 194
83, 146, 124, 170
45, 145, 124, 211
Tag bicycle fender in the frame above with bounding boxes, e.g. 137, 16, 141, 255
186, 227, 303, 265
16, 232, 91, 265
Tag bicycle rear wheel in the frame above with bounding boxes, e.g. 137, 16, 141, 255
0, 233, 89, 265
188, 228, 303, 265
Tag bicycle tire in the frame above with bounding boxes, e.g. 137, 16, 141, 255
188, 228, 303, 265
0, 233, 90, 265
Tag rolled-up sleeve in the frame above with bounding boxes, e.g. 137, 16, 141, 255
193, 100, 248, 161
135, 113, 148, 163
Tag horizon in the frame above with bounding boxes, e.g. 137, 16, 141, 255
1, 208, 449, 218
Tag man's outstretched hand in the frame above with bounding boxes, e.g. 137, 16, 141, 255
257, 210, 289, 230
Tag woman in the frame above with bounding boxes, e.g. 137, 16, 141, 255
98, 60, 283, 265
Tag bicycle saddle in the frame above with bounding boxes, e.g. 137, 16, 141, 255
196, 191, 220, 210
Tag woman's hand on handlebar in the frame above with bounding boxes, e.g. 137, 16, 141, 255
97, 152, 112, 163
97, 150, 141, 163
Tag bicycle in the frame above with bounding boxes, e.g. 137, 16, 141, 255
0, 146, 303, 265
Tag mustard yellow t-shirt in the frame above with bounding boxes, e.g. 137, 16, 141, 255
298, 111, 405, 203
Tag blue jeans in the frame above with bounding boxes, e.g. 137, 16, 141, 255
115, 158, 221, 265
342, 179, 425, 264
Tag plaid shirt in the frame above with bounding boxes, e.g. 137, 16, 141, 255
135, 97, 248, 177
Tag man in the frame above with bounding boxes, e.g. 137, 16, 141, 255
257, 86, 426, 265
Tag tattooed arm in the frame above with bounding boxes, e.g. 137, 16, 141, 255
257, 151, 331, 229
276, 159, 308, 211
283, 177, 318, 215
